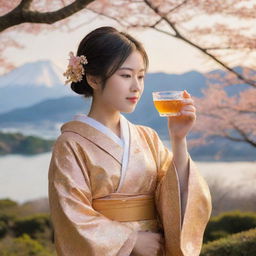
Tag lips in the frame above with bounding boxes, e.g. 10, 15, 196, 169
126, 97, 139, 103
127, 97, 138, 100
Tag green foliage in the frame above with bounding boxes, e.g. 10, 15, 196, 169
0, 131, 54, 155
0, 199, 55, 254
0, 220, 8, 238
0, 198, 50, 219
0, 199, 18, 210
15, 136, 54, 154
201, 228, 256, 256
0, 199, 18, 231
12, 214, 51, 239
0, 234, 53, 256
0, 133, 23, 154
204, 211, 256, 243
0, 198, 52, 241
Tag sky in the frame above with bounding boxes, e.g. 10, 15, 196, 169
4, 12, 221, 75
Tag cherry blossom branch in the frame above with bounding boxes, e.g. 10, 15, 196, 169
86, 7, 129, 27
213, 106, 256, 115
0, 0, 94, 33
141, 0, 256, 87
197, 112, 256, 147
227, 122, 256, 147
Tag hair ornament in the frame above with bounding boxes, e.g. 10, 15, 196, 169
63, 51, 88, 84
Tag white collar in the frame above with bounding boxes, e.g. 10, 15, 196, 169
73, 114, 127, 147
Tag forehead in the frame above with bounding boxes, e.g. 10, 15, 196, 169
120, 51, 145, 71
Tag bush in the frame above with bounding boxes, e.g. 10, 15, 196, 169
12, 214, 51, 239
0, 199, 18, 210
0, 234, 53, 256
0, 220, 8, 238
15, 136, 54, 154
204, 211, 256, 243
0, 131, 54, 155
201, 228, 256, 256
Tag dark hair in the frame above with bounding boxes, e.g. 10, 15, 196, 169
70, 26, 149, 97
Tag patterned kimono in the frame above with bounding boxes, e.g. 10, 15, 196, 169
48, 115, 212, 256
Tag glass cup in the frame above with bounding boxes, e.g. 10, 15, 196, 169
152, 90, 184, 117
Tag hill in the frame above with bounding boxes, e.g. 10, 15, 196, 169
0, 131, 54, 155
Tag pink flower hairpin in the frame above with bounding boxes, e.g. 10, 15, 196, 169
63, 51, 88, 84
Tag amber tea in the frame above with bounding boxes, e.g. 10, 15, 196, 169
152, 91, 183, 117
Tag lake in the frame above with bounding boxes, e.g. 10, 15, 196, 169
0, 153, 255, 204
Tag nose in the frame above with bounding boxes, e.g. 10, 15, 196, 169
131, 77, 142, 92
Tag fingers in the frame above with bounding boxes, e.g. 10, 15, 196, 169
134, 231, 164, 256
182, 91, 194, 106
152, 233, 164, 256
182, 104, 196, 111
183, 90, 190, 98
182, 98, 194, 105
147, 232, 164, 252
152, 233, 165, 252
181, 91, 196, 116
182, 103, 195, 114
181, 111, 196, 121
152, 233, 164, 245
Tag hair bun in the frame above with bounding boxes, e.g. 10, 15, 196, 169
71, 80, 93, 97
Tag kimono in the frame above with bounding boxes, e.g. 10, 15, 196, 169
48, 114, 212, 256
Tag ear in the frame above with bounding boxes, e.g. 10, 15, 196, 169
86, 74, 101, 90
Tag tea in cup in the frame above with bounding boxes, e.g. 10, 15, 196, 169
152, 91, 184, 117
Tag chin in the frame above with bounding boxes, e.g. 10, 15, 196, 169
121, 107, 136, 114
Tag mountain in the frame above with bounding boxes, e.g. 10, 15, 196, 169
207, 66, 253, 96
0, 67, 251, 135
0, 59, 208, 113
0, 68, 207, 131
0, 96, 90, 124
0, 61, 254, 160
1, 60, 250, 114
0, 71, 207, 132
0, 60, 64, 88
0, 60, 74, 113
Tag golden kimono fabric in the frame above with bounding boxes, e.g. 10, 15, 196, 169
48, 119, 212, 256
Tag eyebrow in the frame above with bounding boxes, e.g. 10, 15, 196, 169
118, 67, 145, 72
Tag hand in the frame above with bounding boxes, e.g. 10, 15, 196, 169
167, 90, 196, 140
131, 231, 164, 256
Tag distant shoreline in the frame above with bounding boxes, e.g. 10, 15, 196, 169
0, 131, 54, 155
0, 130, 255, 161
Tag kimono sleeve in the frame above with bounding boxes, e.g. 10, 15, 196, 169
48, 135, 137, 256
152, 131, 212, 256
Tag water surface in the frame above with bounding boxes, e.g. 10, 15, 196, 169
0, 153, 255, 203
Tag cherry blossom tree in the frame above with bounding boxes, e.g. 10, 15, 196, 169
0, 0, 96, 70
86, 0, 256, 87
193, 85, 256, 147
86, 0, 256, 147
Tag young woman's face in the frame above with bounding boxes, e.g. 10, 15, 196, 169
97, 50, 145, 113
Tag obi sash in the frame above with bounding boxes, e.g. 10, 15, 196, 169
92, 194, 157, 222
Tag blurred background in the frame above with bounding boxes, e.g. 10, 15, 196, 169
0, 0, 255, 255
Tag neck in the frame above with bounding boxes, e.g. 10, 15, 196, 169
88, 99, 121, 137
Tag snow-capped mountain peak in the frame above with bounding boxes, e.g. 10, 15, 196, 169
0, 60, 74, 114
0, 60, 65, 88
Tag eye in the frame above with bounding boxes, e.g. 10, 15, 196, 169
138, 75, 144, 80
121, 74, 131, 78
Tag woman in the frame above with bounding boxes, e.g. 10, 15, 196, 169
48, 26, 212, 256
